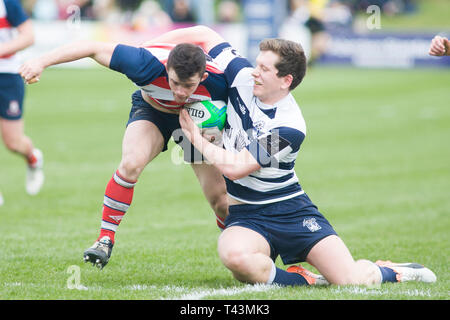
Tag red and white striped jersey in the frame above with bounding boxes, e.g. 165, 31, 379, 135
0, 0, 28, 73
109, 43, 228, 111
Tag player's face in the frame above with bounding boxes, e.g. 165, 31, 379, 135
167, 68, 203, 104
252, 50, 290, 105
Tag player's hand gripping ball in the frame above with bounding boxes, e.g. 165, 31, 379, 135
185, 100, 227, 145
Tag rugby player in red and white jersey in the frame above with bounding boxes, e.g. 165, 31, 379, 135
0, 0, 43, 204
19, 38, 229, 268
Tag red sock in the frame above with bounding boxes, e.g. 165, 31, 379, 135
216, 213, 226, 231
98, 171, 136, 244
27, 152, 37, 167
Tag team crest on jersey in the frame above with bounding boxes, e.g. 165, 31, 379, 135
303, 218, 321, 232
253, 120, 265, 132
6, 100, 20, 117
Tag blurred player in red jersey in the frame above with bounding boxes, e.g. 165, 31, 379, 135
0, 0, 44, 205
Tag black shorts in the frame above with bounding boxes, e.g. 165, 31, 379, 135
127, 90, 204, 163
225, 193, 338, 265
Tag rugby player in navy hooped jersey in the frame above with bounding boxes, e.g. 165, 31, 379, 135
175, 25, 437, 286
0, 0, 44, 205
19, 38, 230, 268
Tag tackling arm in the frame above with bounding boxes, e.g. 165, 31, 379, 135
142, 25, 226, 53
19, 40, 117, 84
179, 109, 261, 180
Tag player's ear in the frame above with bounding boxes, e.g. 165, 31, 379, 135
165, 66, 172, 79
282, 74, 293, 90
201, 72, 209, 82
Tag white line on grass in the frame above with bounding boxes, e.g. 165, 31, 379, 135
173, 284, 279, 300
4, 281, 437, 299
331, 286, 433, 297
124, 283, 279, 299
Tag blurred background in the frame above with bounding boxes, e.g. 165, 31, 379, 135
18, 0, 450, 68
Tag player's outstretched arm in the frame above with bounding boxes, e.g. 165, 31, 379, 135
0, 19, 34, 58
142, 25, 226, 53
19, 40, 117, 84
179, 109, 261, 180
429, 35, 450, 56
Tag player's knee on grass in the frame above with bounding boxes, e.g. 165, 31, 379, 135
218, 227, 272, 283
218, 238, 255, 277
220, 249, 256, 281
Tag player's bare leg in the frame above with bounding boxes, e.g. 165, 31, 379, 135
306, 235, 380, 285
0, 118, 32, 155
306, 235, 436, 285
0, 118, 44, 196
218, 226, 272, 283
191, 162, 228, 230
84, 120, 164, 269
218, 226, 327, 285
117, 120, 165, 181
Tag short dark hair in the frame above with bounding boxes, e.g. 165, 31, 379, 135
259, 38, 307, 91
166, 43, 206, 81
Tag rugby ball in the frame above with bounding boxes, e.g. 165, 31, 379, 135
185, 100, 227, 145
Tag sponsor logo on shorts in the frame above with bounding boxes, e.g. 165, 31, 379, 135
303, 218, 322, 232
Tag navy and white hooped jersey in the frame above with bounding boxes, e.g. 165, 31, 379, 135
209, 42, 307, 204
109, 43, 228, 110
0, 0, 29, 73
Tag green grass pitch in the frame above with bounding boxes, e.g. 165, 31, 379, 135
0, 66, 449, 300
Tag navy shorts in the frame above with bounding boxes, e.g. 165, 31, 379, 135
225, 193, 338, 265
0, 73, 25, 120
127, 90, 204, 162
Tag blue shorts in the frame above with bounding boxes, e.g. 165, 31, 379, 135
127, 90, 204, 162
0, 73, 25, 120
225, 193, 338, 265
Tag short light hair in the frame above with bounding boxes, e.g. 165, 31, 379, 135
259, 38, 307, 90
